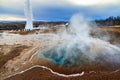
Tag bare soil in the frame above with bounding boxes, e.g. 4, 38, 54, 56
0, 45, 28, 68
5, 63, 120, 80
1, 26, 120, 80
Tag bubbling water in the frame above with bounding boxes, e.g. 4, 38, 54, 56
39, 14, 120, 67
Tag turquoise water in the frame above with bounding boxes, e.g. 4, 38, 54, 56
39, 43, 90, 67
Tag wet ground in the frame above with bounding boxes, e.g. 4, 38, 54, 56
1, 26, 120, 80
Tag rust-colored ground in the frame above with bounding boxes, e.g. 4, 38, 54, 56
5, 63, 120, 80
0, 46, 28, 68
1, 26, 120, 80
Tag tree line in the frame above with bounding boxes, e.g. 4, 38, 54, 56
95, 16, 120, 26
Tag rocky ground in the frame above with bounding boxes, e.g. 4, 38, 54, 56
0, 31, 59, 80
5, 66, 120, 80
0, 26, 120, 80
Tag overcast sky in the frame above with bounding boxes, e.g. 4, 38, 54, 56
0, 0, 120, 21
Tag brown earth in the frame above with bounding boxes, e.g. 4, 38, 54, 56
91, 27, 120, 45
1, 26, 120, 80
4, 53, 120, 80
5, 63, 120, 80
0, 45, 28, 68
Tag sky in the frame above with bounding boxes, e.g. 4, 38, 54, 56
0, 0, 120, 21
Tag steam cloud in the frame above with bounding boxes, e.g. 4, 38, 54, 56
24, 0, 33, 30
39, 14, 120, 67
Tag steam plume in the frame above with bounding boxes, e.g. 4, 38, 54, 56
39, 14, 120, 67
24, 0, 33, 30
